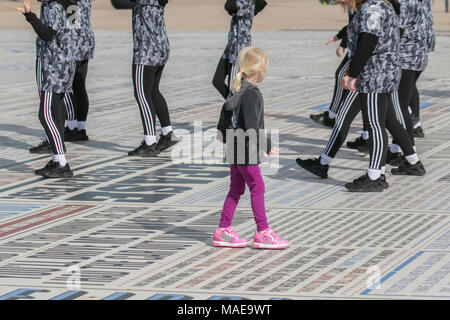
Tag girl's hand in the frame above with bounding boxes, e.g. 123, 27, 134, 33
15, 0, 32, 13
336, 46, 346, 58
325, 36, 338, 46
340, 75, 358, 91
268, 147, 279, 156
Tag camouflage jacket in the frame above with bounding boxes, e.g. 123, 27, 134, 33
347, 0, 401, 93
221, 0, 255, 64
399, 0, 435, 71
132, 0, 170, 66
72, 0, 95, 61
37, 1, 76, 93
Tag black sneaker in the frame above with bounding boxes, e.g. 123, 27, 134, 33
380, 174, 389, 189
413, 126, 425, 138
40, 163, 73, 178
65, 128, 89, 142
128, 141, 160, 157
357, 143, 370, 154
347, 136, 368, 150
386, 149, 402, 165
323, 112, 336, 128
390, 155, 405, 167
310, 111, 335, 128
391, 160, 426, 176
29, 140, 52, 154
295, 157, 329, 179
64, 127, 76, 141
156, 131, 179, 151
35, 161, 58, 176
345, 173, 385, 192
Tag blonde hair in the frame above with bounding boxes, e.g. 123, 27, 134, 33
232, 46, 269, 94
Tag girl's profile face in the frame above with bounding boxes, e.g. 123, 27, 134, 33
257, 67, 267, 83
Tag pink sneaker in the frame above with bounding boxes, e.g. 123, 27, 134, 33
213, 227, 248, 248
253, 228, 289, 249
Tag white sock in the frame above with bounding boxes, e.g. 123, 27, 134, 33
53, 154, 67, 166
405, 153, 419, 165
161, 126, 173, 136
408, 106, 413, 114
362, 131, 369, 140
144, 135, 157, 146
413, 121, 421, 129
367, 168, 381, 180
67, 120, 77, 130
320, 153, 333, 165
328, 111, 336, 119
381, 166, 386, 175
77, 121, 86, 131
413, 146, 416, 152
390, 144, 402, 153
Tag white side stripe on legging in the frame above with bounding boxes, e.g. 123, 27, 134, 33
330, 60, 351, 113
64, 93, 76, 122
324, 90, 358, 156
367, 93, 384, 170
135, 64, 155, 136
44, 92, 64, 155
391, 91, 406, 129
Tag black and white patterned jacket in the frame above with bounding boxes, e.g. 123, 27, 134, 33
347, 0, 401, 93
221, 0, 255, 64
132, 0, 170, 66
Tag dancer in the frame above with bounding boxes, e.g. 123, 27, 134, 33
389, 0, 435, 148
17, 0, 76, 177
341, 0, 404, 191
212, 0, 267, 99
128, 0, 178, 157
310, 1, 355, 129
64, 0, 95, 142
213, 46, 289, 249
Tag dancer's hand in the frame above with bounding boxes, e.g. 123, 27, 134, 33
15, 0, 32, 13
268, 147, 279, 156
325, 36, 338, 46
340, 75, 358, 91
336, 46, 346, 58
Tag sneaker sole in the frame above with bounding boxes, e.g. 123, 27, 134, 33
345, 187, 384, 192
41, 171, 74, 179
213, 241, 248, 248
252, 243, 289, 249
391, 170, 426, 176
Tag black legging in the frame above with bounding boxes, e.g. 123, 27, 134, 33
323, 91, 415, 161
63, 60, 90, 123
212, 58, 233, 99
132, 64, 171, 136
38, 91, 66, 155
393, 69, 422, 146
329, 54, 350, 114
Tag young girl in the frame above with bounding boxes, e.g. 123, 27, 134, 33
17, 0, 75, 178
128, 0, 178, 157
213, 46, 289, 249
212, 0, 267, 99
64, 0, 95, 142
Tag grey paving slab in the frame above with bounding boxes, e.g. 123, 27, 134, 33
0, 30, 449, 300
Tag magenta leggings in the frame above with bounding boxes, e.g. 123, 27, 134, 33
219, 165, 269, 232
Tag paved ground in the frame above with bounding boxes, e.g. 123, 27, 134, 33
0, 30, 449, 300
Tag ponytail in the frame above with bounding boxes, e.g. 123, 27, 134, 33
232, 71, 244, 94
